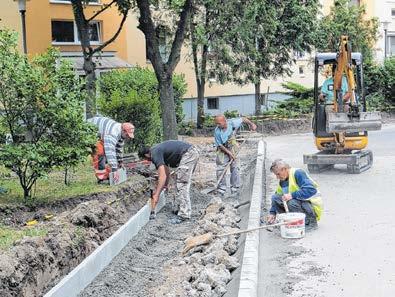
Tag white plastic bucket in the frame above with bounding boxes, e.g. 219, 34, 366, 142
277, 212, 305, 239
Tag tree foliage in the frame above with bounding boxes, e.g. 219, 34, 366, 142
316, 0, 379, 63
98, 67, 187, 150
364, 57, 395, 111
203, 0, 320, 115
0, 30, 96, 200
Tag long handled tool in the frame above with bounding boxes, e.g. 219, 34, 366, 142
201, 139, 246, 195
182, 219, 298, 255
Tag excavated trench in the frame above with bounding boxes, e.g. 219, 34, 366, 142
79, 139, 259, 297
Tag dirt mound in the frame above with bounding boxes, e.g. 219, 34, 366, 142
0, 177, 150, 297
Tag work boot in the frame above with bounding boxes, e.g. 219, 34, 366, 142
230, 187, 240, 197
305, 216, 318, 231
216, 188, 226, 198
168, 216, 189, 225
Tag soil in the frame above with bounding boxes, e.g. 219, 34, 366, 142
0, 175, 151, 297
79, 139, 258, 297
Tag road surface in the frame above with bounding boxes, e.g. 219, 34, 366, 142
258, 123, 395, 297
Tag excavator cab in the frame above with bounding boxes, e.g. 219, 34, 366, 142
304, 36, 382, 174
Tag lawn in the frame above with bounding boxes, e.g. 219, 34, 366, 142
0, 224, 48, 250
0, 161, 115, 205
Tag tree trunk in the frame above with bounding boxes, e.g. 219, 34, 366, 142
64, 167, 69, 186
84, 56, 97, 118
196, 80, 205, 128
158, 75, 178, 140
254, 81, 261, 115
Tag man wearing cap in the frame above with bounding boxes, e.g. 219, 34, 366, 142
88, 116, 134, 183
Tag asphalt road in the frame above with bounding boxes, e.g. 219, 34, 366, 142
258, 123, 395, 297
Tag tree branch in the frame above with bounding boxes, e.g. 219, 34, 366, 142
166, 0, 194, 75
87, 0, 116, 22
136, 0, 164, 77
91, 11, 128, 55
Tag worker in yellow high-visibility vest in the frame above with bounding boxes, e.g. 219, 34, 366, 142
267, 159, 323, 231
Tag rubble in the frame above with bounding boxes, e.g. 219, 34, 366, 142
154, 196, 243, 297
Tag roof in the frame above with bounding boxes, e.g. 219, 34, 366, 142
60, 51, 132, 74
315, 52, 363, 65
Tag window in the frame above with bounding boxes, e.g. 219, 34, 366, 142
392, 8, 395, 17
51, 20, 101, 44
208, 71, 216, 82
348, 0, 360, 6
299, 66, 304, 75
207, 97, 219, 110
389, 36, 395, 56
52, 21, 74, 42
294, 51, 305, 59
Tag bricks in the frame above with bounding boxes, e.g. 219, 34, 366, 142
238, 140, 265, 297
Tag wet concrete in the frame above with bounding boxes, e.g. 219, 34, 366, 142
258, 124, 395, 296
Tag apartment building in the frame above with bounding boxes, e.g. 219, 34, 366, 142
0, 0, 131, 75
0, 0, 392, 121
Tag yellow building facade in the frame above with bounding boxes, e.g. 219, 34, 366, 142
0, 0, 130, 72
1, 0, 393, 119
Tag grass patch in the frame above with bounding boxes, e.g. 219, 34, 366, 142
0, 161, 115, 205
0, 224, 48, 250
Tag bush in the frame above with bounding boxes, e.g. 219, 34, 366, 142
0, 30, 96, 200
224, 110, 240, 118
98, 88, 162, 151
365, 57, 395, 109
98, 67, 187, 149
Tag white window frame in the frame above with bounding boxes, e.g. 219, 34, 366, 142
388, 34, 395, 57
52, 20, 102, 45
50, 0, 101, 5
207, 97, 219, 110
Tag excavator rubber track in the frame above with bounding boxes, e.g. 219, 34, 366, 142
303, 150, 373, 174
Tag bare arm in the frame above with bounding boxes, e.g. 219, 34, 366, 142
153, 165, 167, 201
242, 117, 257, 131
218, 144, 235, 160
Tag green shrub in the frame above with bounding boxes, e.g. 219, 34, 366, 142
98, 67, 187, 149
224, 110, 240, 118
365, 57, 395, 108
366, 93, 394, 112
98, 88, 162, 151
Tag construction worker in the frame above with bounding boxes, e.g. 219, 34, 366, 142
319, 67, 351, 113
138, 140, 199, 224
88, 116, 135, 184
214, 114, 256, 196
267, 159, 323, 230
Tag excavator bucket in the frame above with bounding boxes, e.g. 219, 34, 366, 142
326, 111, 382, 133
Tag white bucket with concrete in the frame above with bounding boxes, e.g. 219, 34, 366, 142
278, 213, 305, 239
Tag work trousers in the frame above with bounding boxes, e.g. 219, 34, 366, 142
216, 147, 240, 193
173, 146, 199, 219
92, 140, 111, 181
271, 195, 316, 220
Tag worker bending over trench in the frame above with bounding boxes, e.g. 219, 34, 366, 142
139, 140, 199, 224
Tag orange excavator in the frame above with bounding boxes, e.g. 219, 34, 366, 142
304, 36, 382, 173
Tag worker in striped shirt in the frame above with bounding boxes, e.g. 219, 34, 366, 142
88, 116, 135, 183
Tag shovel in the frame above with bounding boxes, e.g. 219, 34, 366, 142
182, 219, 299, 255
201, 139, 246, 195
